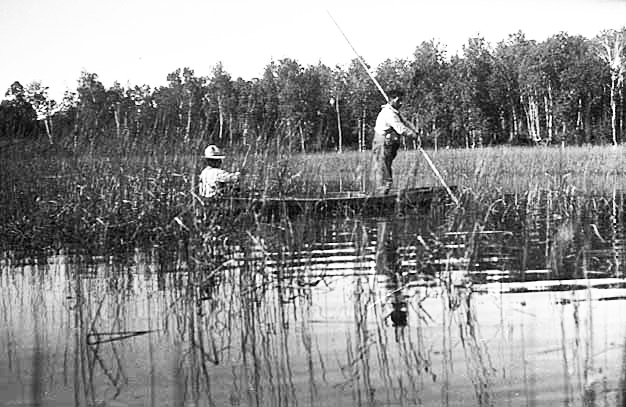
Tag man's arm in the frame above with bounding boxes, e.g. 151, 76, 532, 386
387, 109, 417, 139
215, 169, 240, 183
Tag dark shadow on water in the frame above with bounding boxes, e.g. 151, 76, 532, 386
375, 219, 408, 342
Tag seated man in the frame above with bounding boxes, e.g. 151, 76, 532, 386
198, 145, 240, 198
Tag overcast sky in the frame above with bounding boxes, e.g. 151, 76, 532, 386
1, 0, 625, 101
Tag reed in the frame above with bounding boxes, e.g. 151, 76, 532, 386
289, 144, 626, 196
2, 137, 625, 257
1, 138, 202, 256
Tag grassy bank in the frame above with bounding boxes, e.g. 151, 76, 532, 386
1, 139, 624, 256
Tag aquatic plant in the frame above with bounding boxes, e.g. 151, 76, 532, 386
3, 135, 626, 262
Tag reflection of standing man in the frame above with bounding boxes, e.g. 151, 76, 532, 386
376, 220, 397, 275
371, 89, 418, 195
376, 220, 408, 341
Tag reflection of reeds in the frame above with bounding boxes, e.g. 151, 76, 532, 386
0, 234, 621, 407
32, 287, 43, 407
450, 289, 495, 407
619, 335, 626, 407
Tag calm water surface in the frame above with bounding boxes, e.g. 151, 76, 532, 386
2, 193, 626, 406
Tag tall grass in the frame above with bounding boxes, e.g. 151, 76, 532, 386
291, 145, 626, 196
2, 137, 625, 257
1, 139, 199, 257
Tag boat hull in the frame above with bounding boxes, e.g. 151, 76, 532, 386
217, 186, 456, 220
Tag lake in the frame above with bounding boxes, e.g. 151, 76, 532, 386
2, 190, 626, 406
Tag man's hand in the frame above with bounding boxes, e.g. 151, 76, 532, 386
403, 130, 419, 141
405, 130, 421, 147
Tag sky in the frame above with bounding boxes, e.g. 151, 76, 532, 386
1, 0, 625, 102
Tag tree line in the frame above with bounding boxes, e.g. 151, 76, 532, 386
1, 29, 625, 152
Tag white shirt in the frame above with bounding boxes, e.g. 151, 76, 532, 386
374, 104, 412, 138
199, 167, 239, 198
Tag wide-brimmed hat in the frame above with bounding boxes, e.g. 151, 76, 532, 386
203, 144, 225, 159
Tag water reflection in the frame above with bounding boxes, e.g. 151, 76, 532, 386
236, 190, 626, 289
3, 248, 626, 406
375, 219, 408, 343
3, 191, 626, 405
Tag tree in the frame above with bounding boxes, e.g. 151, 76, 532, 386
232, 77, 257, 146
260, 62, 280, 145
76, 71, 109, 142
125, 85, 155, 140
346, 59, 380, 151
301, 63, 335, 151
551, 34, 605, 144
516, 36, 548, 144
273, 58, 306, 151
492, 33, 525, 144
410, 41, 449, 149
151, 68, 206, 147
330, 66, 348, 152
181, 68, 205, 144
106, 82, 127, 140
595, 29, 626, 145
24, 81, 56, 144
0, 81, 37, 139
207, 63, 234, 145
456, 37, 498, 147
444, 56, 472, 147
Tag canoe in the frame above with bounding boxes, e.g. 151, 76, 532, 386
218, 186, 457, 220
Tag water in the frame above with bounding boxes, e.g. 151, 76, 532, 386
2, 192, 626, 406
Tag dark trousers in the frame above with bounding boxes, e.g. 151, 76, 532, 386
370, 136, 399, 194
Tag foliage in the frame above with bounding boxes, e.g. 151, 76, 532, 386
1, 28, 625, 151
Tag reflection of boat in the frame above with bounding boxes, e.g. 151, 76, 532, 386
218, 186, 456, 220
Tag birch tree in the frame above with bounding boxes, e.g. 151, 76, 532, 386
330, 66, 348, 152
208, 63, 234, 145
517, 39, 546, 144
25, 81, 56, 144
596, 29, 625, 145
181, 68, 204, 144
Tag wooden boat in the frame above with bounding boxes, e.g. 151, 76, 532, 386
217, 186, 457, 220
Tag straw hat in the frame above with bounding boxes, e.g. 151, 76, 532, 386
203, 144, 225, 159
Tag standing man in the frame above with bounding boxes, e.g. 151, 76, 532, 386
199, 145, 240, 198
370, 89, 418, 195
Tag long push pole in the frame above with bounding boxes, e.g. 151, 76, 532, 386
327, 11, 460, 207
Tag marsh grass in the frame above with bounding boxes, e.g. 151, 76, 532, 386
2, 138, 626, 257
1, 139, 208, 257
288, 145, 626, 196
